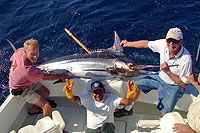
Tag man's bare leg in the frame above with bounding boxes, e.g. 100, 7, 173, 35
34, 97, 52, 118
29, 85, 52, 117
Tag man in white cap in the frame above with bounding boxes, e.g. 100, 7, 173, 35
114, 27, 192, 117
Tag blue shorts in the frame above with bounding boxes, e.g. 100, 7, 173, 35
135, 75, 185, 114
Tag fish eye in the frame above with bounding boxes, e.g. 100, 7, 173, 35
127, 63, 133, 67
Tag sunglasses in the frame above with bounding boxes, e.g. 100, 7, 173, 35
166, 38, 180, 44
93, 89, 103, 94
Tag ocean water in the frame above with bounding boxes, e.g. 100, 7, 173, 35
0, 0, 200, 105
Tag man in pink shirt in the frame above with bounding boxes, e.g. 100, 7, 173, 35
9, 38, 67, 118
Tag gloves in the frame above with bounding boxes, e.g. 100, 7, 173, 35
126, 80, 139, 99
63, 79, 74, 99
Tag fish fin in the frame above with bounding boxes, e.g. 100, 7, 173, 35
109, 31, 123, 52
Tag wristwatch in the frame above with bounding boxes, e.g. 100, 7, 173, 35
167, 72, 172, 77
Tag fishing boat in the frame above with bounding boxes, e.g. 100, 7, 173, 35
0, 31, 199, 133
0, 76, 198, 133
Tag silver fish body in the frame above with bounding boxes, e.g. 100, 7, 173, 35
37, 32, 146, 80
37, 50, 145, 80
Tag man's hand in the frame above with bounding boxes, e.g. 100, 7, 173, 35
63, 79, 74, 99
173, 123, 196, 133
126, 80, 139, 99
60, 74, 71, 82
184, 74, 196, 85
120, 40, 128, 47
185, 74, 200, 92
160, 61, 170, 73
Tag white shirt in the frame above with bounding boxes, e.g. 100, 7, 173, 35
148, 39, 192, 85
79, 92, 122, 129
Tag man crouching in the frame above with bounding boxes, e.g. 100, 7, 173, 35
63, 79, 140, 133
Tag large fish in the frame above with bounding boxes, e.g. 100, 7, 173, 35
37, 32, 158, 80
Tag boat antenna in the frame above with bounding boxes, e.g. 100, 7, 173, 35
65, 28, 91, 54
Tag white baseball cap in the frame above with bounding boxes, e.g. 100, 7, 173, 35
166, 27, 183, 40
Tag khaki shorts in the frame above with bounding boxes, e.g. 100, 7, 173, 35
13, 83, 42, 104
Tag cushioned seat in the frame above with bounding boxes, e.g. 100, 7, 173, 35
18, 125, 38, 133
134, 112, 186, 133
18, 111, 65, 133
35, 116, 57, 132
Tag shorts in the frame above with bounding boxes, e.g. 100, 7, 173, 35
11, 83, 42, 104
135, 75, 185, 114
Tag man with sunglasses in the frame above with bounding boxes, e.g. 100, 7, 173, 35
63, 79, 140, 133
114, 27, 192, 117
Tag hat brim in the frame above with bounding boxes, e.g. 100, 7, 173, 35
91, 87, 103, 92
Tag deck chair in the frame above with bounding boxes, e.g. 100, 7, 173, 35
135, 112, 186, 133
18, 110, 65, 133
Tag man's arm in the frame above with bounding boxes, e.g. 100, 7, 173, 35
42, 73, 67, 82
120, 40, 149, 48
161, 62, 188, 88
67, 96, 81, 103
119, 98, 134, 106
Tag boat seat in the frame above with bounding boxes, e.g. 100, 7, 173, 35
134, 112, 186, 133
136, 119, 161, 133
18, 125, 38, 133
18, 110, 65, 133
52, 110, 65, 130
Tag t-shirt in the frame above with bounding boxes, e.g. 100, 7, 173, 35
187, 94, 200, 132
9, 48, 44, 90
79, 92, 122, 129
148, 39, 192, 85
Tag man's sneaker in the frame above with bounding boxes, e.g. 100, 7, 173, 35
114, 108, 133, 118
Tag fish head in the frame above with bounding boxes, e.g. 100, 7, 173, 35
114, 57, 146, 77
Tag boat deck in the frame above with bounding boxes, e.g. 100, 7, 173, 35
21, 97, 187, 133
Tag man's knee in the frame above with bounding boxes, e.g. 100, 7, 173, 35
36, 98, 51, 110
37, 85, 50, 97
44, 87, 50, 96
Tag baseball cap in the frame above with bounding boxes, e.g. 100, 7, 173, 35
166, 27, 183, 41
91, 81, 104, 92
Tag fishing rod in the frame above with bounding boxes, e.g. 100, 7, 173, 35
65, 28, 91, 54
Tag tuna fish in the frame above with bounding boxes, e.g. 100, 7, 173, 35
37, 32, 158, 80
